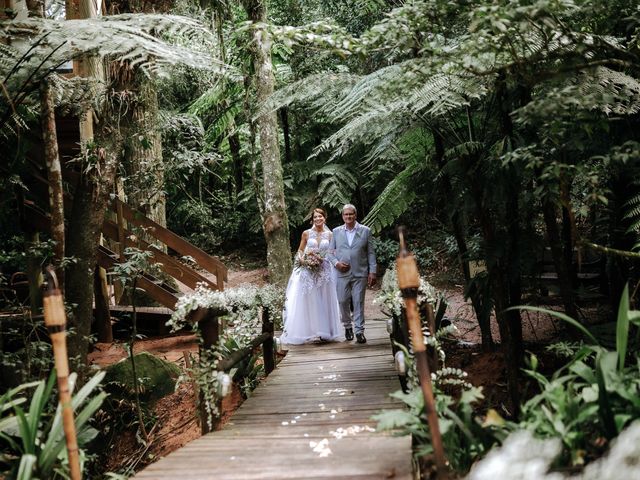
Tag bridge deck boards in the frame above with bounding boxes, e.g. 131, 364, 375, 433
134, 319, 413, 479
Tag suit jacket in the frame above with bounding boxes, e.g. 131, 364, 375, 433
329, 222, 377, 278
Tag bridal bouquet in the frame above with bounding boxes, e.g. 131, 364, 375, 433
295, 248, 326, 277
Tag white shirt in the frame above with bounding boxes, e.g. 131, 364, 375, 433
345, 222, 358, 247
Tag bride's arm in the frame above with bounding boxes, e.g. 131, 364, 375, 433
296, 231, 309, 258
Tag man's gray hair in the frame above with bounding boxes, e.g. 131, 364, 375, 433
342, 204, 357, 214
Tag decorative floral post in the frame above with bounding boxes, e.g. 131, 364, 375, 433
396, 229, 448, 476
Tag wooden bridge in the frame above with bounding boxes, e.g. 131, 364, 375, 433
134, 319, 413, 479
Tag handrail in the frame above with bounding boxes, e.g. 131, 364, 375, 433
101, 218, 220, 291
114, 198, 228, 289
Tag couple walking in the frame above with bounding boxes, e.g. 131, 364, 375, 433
281, 204, 377, 345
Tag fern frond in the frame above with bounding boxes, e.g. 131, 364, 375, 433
49, 74, 102, 116
410, 73, 489, 118
313, 164, 359, 210
362, 160, 425, 234
261, 71, 359, 115
0, 14, 229, 81
578, 67, 640, 116
444, 141, 485, 161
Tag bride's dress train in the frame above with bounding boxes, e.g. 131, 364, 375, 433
280, 228, 342, 345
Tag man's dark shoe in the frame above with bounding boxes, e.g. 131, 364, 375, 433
345, 328, 354, 341
356, 333, 367, 344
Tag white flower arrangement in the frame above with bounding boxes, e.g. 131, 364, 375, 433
374, 265, 437, 318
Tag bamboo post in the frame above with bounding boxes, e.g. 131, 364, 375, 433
42, 267, 81, 480
396, 229, 448, 476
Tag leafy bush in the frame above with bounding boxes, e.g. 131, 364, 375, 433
0, 371, 107, 479
373, 238, 438, 272
510, 285, 640, 466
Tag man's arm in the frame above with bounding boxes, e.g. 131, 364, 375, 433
327, 229, 338, 266
329, 228, 350, 272
366, 228, 377, 286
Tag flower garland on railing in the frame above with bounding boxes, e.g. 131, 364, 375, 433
167, 283, 285, 429
374, 265, 438, 318
374, 265, 462, 388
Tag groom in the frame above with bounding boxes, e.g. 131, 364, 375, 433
329, 204, 377, 344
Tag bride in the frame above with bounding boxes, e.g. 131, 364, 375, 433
280, 208, 342, 345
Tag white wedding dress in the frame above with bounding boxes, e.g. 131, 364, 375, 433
280, 228, 343, 345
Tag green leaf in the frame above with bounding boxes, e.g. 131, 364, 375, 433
580, 385, 598, 403
389, 388, 424, 410
595, 353, 617, 438
509, 306, 599, 345
16, 453, 36, 480
614, 413, 632, 432
569, 361, 596, 384
616, 284, 630, 371
460, 386, 484, 405
372, 409, 418, 431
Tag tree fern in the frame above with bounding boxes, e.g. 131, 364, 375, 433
0, 14, 227, 84
313, 163, 359, 210
260, 71, 359, 115
362, 159, 425, 234
623, 180, 640, 251
1, 14, 228, 137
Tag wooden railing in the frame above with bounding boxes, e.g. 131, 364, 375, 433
22, 170, 228, 310
113, 199, 227, 290
188, 305, 275, 434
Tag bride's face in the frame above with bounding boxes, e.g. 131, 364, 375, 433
312, 212, 326, 228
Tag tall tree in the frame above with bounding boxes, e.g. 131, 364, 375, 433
242, 0, 292, 285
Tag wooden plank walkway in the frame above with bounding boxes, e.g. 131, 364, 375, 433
135, 318, 413, 479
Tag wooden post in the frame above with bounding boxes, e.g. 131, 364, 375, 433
42, 267, 82, 480
262, 307, 275, 375
396, 229, 448, 476
424, 303, 439, 372
114, 181, 127, 304
196, 308, 220, 434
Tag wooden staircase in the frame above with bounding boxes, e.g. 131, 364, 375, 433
22, 169, 227, 312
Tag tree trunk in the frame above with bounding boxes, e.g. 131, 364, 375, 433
460, 147, 521, 415
94, 264, 113, 343
243, 0, 292, 285
41, 78, 65, 291
433, 127, 494, 349
542, 201, 579, 320
25, 0, 44, 17
280, 107, 292, 164
228, 132, 244, 194
66, 144, 119, 371
26, 232, 44, 313
121, 70, 166, 228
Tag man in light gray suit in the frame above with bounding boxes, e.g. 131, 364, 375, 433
329, 204, 377, 344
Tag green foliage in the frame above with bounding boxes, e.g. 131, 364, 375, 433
372, 237, 438, 272
169, 283, 284, 429
512, 286, 640, 465
373, 360, 500, 472
0, 371, 107, 479
218, 337, 264, 397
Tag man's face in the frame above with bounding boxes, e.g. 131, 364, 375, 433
342, 208, 357, 228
